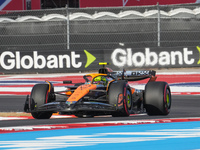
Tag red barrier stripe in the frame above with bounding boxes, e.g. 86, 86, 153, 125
1, 118, 200, 134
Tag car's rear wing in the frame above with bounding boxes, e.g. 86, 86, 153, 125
110, 70, 156, 81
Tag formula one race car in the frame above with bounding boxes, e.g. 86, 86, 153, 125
24, 63, 171, 119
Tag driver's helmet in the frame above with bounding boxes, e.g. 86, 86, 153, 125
93, 76, 107, 86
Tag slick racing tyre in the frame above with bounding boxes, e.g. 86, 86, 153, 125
144, 81, 171, 115
30, 83, 55, 119
108, 80, 132, 117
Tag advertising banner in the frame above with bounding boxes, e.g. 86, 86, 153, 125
0, 46, 199, 74
80, 0, 200, 8
0, 0, 40, 11
0, 49, 103, 74
107, 46, 200, 70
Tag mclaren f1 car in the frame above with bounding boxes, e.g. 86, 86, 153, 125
24, 63, 171, 119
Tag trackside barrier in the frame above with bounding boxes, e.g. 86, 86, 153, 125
0, 46, 199, 74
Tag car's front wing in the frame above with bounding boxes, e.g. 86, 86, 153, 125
28, 101, 117, 114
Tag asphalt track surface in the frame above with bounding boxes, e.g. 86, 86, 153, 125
0, 95, 199, 127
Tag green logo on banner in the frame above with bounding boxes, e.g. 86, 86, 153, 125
84, 50, 96, 68
196, 46, 200, 64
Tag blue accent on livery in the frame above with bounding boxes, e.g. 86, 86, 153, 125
0, 121, 200, 150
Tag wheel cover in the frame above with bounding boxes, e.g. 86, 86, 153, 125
126, 90, 132, 110
166, 89, 171, 109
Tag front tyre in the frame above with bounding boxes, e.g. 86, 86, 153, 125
144, 82, 171, 115
31, 112, 53, 119
30, 84, 54, 119
108, 81, 132, 117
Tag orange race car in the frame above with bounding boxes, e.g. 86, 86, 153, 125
24, 63, 171, 119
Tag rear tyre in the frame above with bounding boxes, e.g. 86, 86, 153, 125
144, 82, 171, 115
108, 81, 132, 117
31, 112, 53, 119
30, 84, 54, 119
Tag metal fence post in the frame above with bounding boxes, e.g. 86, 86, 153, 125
66, 5, 70, 50
157, 2, 161, 47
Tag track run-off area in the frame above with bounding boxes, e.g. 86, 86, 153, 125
0, 69, 200, 150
